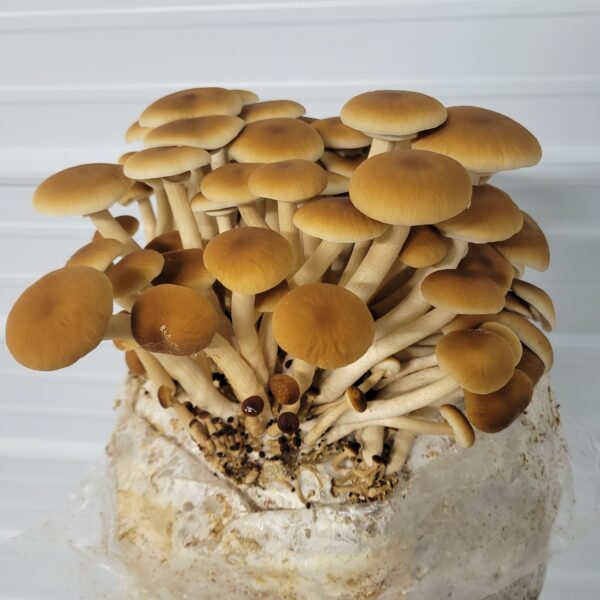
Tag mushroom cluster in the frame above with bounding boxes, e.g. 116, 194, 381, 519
6, 87, 554, 504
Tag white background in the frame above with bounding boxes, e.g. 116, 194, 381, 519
0, 1, 599, 597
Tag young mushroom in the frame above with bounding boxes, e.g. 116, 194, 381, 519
240, 99, 305, 123
65, 238, 124, 271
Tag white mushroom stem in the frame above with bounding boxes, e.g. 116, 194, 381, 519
211, 147, 228, 170
290, 240, 345, 287
134, 348, 175, 398
368, 138, 395, 157
385, 430, 416, 476
155, 354, 237, 420
153, 188, 174, 236
284, 358, 316, 414
277, 201, 303, 270
377, 366, 445, 399
315, 307, 455, 405
417, 333, 443, 346
231, 293, 269, 387
344, 226, 410, 302
258, 314, 279, 375
359, 426, 385, 465
88, 210, 141, 254
203, 288, 235, 344
238, 204, 268, 228
162, 179, 203, 249
374, 353, 438, 391
337, 240, 370, 287
395, 346, 435, 361
264, 199, 279, 231
137, 198, 157, 242
301, 231, 321, 260
103, 313, 134, 341
209, 210, 234, 233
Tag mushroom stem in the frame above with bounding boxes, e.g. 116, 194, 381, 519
264, 199, 279, 231
214, 212, 233, 233
211, 147, 228, 170
162, 179, 203, 249
290, 240, 344, 287
377, 366, 445, 398
359, 426, 384, 465
103, 313, 134, 341
277, 201, 303, 270
337, 240, 370, 287
344, 226, 410, 302
137, 197, 157, 242
374, 353, 438, 391
259, 314, 279, 374
238, 204, 268, 228
134, 348, 175, 398
88, 209, 141, 254
153, 188, 174, 236
315, 307, 456, 405
288, 358, 316, 397
385, 429, 416, 476
301, 231, 321, 260
155, 354, 237, 420
231, 292, 269, 387
368, 138, 395, 157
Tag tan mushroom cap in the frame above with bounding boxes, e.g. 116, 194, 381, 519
248, 159, 328, 203
398, 226, 448, 268
118, 151, 137, 166
493, 211, 550, 271
321, 171, 350, 196
200, 162, 260, 205
438, 405, 475, 448
479, 321, 523, 366
516, 347, 545, 386
412, 106, 542, 174
255, 280, 290, 313
145, 231, 183, 253
66, 238, 124, 270
436, 328, 515, 394
228, 118, 324, 163
33, 163, 133, 216
139, 87, 242, 128
458, 243, 514, 292
511, 279, 556, 331
143, 115, 245, 151
421, 270, 505, 314
241, 99, 305, 123
293, 196, 388, 243
190, 193, 234, 213
312, 117, 371, 149
118, 182, 153, 206
125, 121, 152, 144
93, 214, 140, 241
152, 248, 215, 289
123, 146, 211, 180
6, 266, 113, 371
436, 184, 523, 243
125, 349, 146, 375
349, 150, 472, 225
233, 89, 259, 106
341, 90, 447, 138
320, 151, 365, 178
106, 249, 165, 297
464, 369, 533, 433
204, 227, 294, 294
272, 283, 375, 369
132, 284, 218, 355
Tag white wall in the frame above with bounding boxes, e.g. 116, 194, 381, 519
0, 1, 599, 596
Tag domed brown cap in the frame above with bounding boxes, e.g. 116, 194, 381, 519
398, 226, 448, 268
516, 347, 545, 386
145, 231, 183, 253
341, 90, 447, 138
464, 369, 533, 433
105, 249, 165, 297
33, 164, 133, 216
200, 162, 260, 205
511, 279, 556, 331
458, 243, 515, 292
349, 150, 472, 225
203, 227, 294, 294
6, 266, 113, 370
92, 214, 139, 241
248, 159, 327, 203
152, 248, 215, 289
320, 151, 364, 178
123, 146, 211, 180
241, 99, 305, 123
436, 329, 515, 393
493, 211, 550, 271
228, 118, 324, 163
422, 270, 505, 314
139, 87, 242, 127
143, 115, 245, 150
272, 283, 375, 369
293, 197, 388, 242
312, 117, 371, 149
117, 182, 153, 207
233, 89, 259, 106
125, 121, 152, 144
131, 284, 218, 355
321, 171, 350, 196
66, 238, 124, 271
413, 106, 542, 174
436, 184, 523, 243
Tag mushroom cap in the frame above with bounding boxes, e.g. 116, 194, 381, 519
118, 182, 153, 206
190, 193, 235, 213
493, 211, 550, 271
66, 238, 124, 270
152, 248, 215, 289
106, 249, 165, 298
255, 280, 290, 313
200, 162, 260, 205
92, 214, 140, 241
293, 196, 388, 243
131, 284, 218, 355
33, 163, 133, 216
145, 231, 183, 253
349, 150, 472, 225
6, 266, 113, 371
118, 151, 137, 166
464, 369, 533, 433
312, 117, 371, 149
203, 227, 294, 294
341, 90, 447, 138
438, 404, 475, 448
269, 374, 300, 406
139, 87, 242, 127
272, 283, 375, 369
511, 279, 556, 331
228, 118, 324, 163
233, 89, 260, 106
458, 243, 514, 292
516, 347, 545, 386
125, 349, 146, 375
421, 270, 506, 314
436, 184, 523, 243
143, 115, 245, 150
123, 146, 211, 180
436, 328, 515, 394
125, 121, 152, 143
345, 387, 367, 412
479, 321, 523, 366
412, 106, 542, 174
248, 159, 328, 203
241, 99, 305, 124
320, 151, 365, 178
321, 171, 350, 196
398, 226, 448, 268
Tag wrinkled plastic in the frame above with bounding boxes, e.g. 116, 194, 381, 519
0, 379, 598, 600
